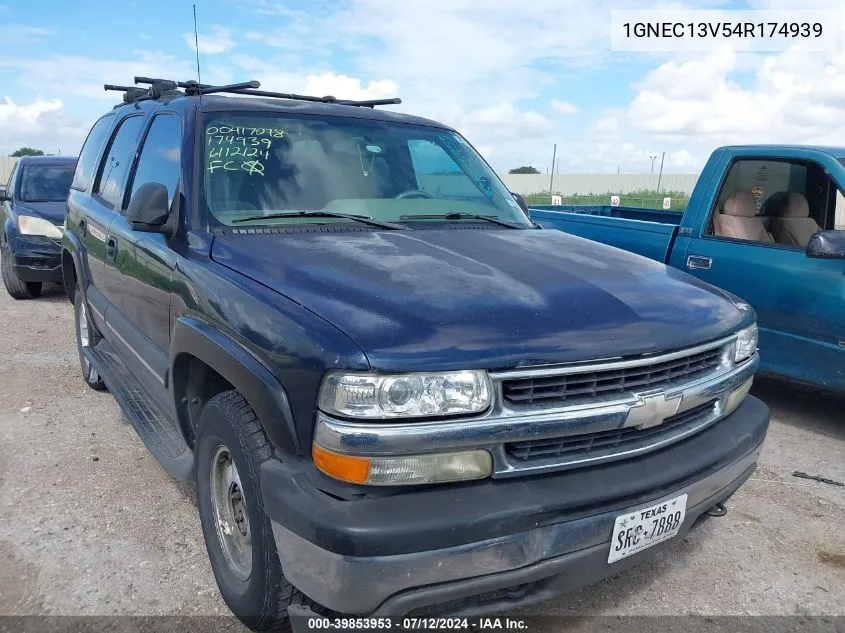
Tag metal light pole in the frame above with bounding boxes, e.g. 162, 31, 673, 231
649, 153, 657, 174
549, 144, 557, 195
656, 151, 665, 192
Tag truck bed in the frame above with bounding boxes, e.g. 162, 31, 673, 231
528, 205, 681, 264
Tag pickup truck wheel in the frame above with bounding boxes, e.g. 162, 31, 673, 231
73, 287, 106, 391
1, 241, 42, 299
196, 391, 315, 631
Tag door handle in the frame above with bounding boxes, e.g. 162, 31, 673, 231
686, 255, 712, 270
78, 218, 86, 237
106, 237, 117, 261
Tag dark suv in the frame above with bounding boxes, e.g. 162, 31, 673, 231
62, 78, 770, 629
1, 155, 77, 298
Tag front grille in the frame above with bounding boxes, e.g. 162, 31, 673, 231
505, 400, 718, 464
502, 346, 724, 407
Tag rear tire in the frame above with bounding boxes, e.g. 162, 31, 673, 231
196, 391, 314, 631
73, 285, 106, 391
1, 240, 42, 299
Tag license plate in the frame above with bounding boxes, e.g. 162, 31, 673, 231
607, 493, 687, 564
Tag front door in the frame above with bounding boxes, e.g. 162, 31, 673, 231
104, 113, 182, 415
680, 153, 845, 391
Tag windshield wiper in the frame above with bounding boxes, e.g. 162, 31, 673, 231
231, 211, 406, 230
399, 212, 524, 229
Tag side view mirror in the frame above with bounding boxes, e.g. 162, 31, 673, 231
126, 182, 171, 233
511, 191, 529, 216
806, 230, 845, 259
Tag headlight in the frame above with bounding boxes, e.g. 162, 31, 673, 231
319, 370, 491, 419
312, 444, 493, 486
18, 215, 63, 239
734, 324, 758, 363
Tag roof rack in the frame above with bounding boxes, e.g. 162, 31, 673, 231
103, 77, 401, 109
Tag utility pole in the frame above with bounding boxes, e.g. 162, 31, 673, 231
549, 144, 557, 195
656, 151, 665, 192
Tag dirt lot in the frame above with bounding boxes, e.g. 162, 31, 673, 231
0, 283, 843, 622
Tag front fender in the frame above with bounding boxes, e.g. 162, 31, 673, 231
170, 316, 301, 456
2, 214, 15, 246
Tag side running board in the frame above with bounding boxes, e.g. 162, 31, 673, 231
83, 341, 194, 481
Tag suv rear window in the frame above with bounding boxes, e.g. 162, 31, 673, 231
20, 164, 76, 202
71, 115, 114, 192
201, 112, 529, 227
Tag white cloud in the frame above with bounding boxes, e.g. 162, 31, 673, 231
183, 25, 236, 55
0, 49, 238, 154
551, 100, 579, 115
302, 74, 399, 101
228, 0, 731, 171
0, 97, 85, 155
1, 50, 228, 102
8, 0, 845, 175
568, 3, 845, 173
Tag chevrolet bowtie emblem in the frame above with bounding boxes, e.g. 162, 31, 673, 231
624, 391, 682, 429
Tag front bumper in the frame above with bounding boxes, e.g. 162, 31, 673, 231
9, 234, 63, 283
264, 395, 770, 615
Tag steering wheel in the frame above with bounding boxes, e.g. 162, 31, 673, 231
395, 189, 433, 200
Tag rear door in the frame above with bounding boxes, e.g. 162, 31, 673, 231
103, 112, 182, 412
67, 114, 144, 326
84, 114, 147, 347
680, 151, 845, 390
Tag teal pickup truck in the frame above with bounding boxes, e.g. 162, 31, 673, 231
530, 145, 845, 392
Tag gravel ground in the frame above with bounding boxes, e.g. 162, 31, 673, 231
0, 283, 843, 624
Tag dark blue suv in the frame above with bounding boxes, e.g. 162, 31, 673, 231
62, 78, 770, 629
1, 155, 77, 298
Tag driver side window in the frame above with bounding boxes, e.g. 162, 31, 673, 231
707, 159, 826, 249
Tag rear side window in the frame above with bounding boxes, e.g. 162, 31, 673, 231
126, 114, 182, 211
94, 116, 146, 209
71, 115, 114, 192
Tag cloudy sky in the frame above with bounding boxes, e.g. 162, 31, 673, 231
0, 0, 844, 174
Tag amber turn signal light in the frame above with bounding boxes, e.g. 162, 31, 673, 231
312, 444, 371, 484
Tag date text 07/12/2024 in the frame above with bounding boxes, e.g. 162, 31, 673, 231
301, 618, 529, 631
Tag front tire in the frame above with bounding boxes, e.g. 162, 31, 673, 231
73, 285, 106, 390
196, 391, 310, 631
1, 240, 42, 299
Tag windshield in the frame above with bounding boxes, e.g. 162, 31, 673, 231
19, 164, 76, 202
202, 112, 530, 227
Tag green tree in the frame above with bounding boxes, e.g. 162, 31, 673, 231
11, 147, 45, 157
508, 165, 540, 174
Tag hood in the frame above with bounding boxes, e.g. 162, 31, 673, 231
211, 228, 747, 372
15, 201, 66, 225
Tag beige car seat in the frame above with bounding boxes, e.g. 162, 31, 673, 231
771, 193, 822, 248
713, 190, 774, 243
